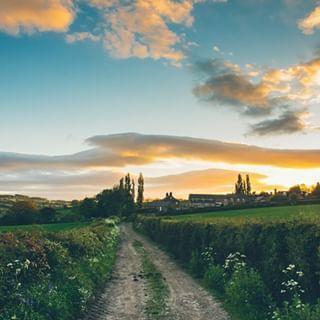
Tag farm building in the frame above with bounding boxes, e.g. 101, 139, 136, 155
145, 192, 180, 213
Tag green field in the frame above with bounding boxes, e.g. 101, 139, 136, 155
168, 203, 320, 222
0, 221, 89, 233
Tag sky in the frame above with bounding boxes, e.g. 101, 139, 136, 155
1, 0, 320, 199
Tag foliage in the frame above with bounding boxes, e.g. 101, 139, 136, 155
235, 174, 251, 196
137, 173, 144, 209
311, 183, 320, 197
225, 266, 273, 319
204, 264, 225, 294
2, 201, 39, 225
96, 186, 134, 218
79, 197, 97, 219
272, 298, 320, 320
136, 214, 320, 305
0, 219, 119, 319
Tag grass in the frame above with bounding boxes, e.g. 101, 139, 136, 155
167, 203, 320, 222
0, 221, 89, 233
133, 240, 169, 319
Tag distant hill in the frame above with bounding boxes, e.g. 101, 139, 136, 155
0, 194, 72, 214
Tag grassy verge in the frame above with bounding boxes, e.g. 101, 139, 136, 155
136, 215, 320, 320
167, 203, 320, 221
0, 219, 120, 320
133, 240, 169, 319
0, 221, 89, 233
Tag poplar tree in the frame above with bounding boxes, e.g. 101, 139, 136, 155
137, 173, 144, 208
246, 174, 251, 195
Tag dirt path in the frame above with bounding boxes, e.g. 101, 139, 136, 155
85, 224, 230, 320
84, 225, 147, 320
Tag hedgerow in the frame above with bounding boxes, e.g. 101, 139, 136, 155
0, 219, 119, 319
135, 215, 320, 311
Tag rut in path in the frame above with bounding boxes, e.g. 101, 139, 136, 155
84, 224, 230, 320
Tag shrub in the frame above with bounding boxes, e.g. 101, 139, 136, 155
204, 264, 225, 294
272, 298, 320, 320
189, 250, 205, 277
136, 216, 320, 303
225, 267, 273, 319
0, 220, 119, 319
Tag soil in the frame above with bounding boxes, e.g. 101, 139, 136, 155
84, 224, 230, 320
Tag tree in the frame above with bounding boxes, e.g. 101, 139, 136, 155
40, 207, 56, 224
235, 174, 245, 195
6, 201, 39, 225
95, 175, 135, 218
288, 185, 302, 195
119, 177, 124, 190
312, 182, 320, 197
137, 173, 144, 208
246, 174, 252, 195
79, 197, 97, 219
124, 173, 132, 193
131, 179, 136, 202
96, 186, 134, 218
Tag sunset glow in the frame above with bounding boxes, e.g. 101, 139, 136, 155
0, 0, 320, 199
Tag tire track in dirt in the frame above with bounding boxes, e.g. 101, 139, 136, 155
84, 224, 230, 320
126, 225, 230, 320
84, 225, 147, 320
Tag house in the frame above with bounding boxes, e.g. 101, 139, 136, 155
145, 192, 180, 213
188, 194, 233, 208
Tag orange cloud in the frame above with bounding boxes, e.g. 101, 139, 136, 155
1, 133, 320, 173
102, 0, 195, 64
1, 133, 320, 200
86, 133, 320, 169
0, 0, 75, 35
298, 6, 320, 35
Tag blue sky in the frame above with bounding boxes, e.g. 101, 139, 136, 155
0, 0, 320, 199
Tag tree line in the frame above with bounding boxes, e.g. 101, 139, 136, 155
79, 173, 144, 219
234, 174, 252, 196
0, 173, 144, 226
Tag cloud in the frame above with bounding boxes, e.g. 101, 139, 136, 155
192, 56, 320, 134
213, 45, 220, 52
248, 110, 308, 136
298, 6, 320, 35
86, 0, 226, 64
0, 133, 320, 174
193, 59, 286, 116
101, 0, 195, 64
0, 0, 75, 35
1, 132, 320, 199
65, 31, 100, 43
85, 133, 320, 169
0, 0, 225, 64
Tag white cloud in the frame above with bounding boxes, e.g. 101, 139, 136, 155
213, 45, 220, 52
65, 32, 100, 43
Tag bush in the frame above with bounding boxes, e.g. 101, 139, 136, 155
0, 220, 119, 319
273, 298, 320, 320
189, 250, 205, 277
225, 267, 273, 319
136, 216, 320, 304
204, 264, 225, 294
